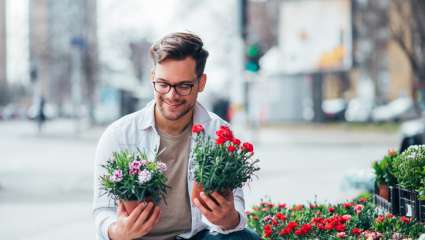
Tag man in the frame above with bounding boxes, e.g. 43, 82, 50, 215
93, 32, 259, 240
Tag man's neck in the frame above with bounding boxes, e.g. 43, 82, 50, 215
154, 106, 194, 136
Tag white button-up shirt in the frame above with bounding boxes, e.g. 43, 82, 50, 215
92, 100, 247, 240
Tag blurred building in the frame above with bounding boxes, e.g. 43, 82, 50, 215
29, 0, 98, 119
244, 0, 415, 123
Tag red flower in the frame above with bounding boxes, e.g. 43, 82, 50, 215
278, 203, 287, 209
242, 142, 254, 153
343, 202, 353, 208
232, 138, 241, 145
263, 224, 272, 237
359, 197, 368, 203
275, 213, 286, 221
287, 221, 298, 229
375, 215, 385, 223
335, 224, 346, 232
351, 228, 362, 235
328, 207, 335, 213
279, 227, 291, 236
400, 216, 411, 224
227, 145, 236, 152
216, 137, 226, 145
192, 124, 204, 134
216, 126, 233, 142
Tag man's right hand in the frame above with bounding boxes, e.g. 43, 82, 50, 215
108, 201, 160, 240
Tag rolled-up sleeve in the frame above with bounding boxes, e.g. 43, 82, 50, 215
92, 124, 121, 240
202, 187, 247, 234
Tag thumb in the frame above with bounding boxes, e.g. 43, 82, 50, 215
117, 202, 128, 217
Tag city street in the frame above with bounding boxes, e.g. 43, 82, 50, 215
0, 119, 400, 239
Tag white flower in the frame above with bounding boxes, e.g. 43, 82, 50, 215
138, 169, 152, 184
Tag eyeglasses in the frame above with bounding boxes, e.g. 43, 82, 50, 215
152, 78, 198, 96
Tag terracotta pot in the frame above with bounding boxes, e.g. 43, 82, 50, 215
191, 182, 232, 211
121, 197, 154, 214
121, 200, 141, 214
378, 184, 390, 201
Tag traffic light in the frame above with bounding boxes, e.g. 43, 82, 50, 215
245, 44, 261, 72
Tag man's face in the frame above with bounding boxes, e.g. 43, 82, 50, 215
152, 57, 206, 121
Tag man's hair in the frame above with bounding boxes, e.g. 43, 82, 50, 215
150, 32, 209, 77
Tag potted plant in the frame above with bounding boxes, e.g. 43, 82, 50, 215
99, 149, 168, 213
191, 124, 260, 208
372, 149, 399, 200
393, 145, 425, 198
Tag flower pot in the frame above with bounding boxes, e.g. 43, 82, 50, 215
192, 182, 232, 211
121, 197, 154, 214
122, 200, 141, 214
378, 184, 390, 201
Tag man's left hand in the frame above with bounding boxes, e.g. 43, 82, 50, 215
194, 191, 240, 230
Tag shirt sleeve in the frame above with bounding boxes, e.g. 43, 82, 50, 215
202, 187, 247, 234
92, 124, 121, 240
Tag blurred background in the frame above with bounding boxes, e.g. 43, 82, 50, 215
1, 0, 425, 239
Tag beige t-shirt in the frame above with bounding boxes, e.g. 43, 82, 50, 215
141, 126, 192, 240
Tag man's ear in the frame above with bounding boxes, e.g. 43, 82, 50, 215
197, 74, 207, 93
150, 69, 155, 80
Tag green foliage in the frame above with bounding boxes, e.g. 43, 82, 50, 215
100, 149, 169, 203
372, 150, 399, 186
192, 126, 260, 194
393, 145, 425, 200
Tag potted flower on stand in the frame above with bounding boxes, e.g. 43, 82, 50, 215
372, 148, 399, 201
100, 149, 169, 214
393, 145, 425, 221
191, 124, 260, 209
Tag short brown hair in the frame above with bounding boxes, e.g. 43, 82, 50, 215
150, 32, 209, 77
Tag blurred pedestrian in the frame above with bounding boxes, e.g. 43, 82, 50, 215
35, 95, 46, 133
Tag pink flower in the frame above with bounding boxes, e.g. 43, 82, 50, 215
354, 204, 364, 214
110, 169, 123, 182
129, 160, 142, 175
336, 232, 346, 238
157, 162, 167, 173
375, 215, 385, 223
341, 215, 352, 222
278, 203, 287, 209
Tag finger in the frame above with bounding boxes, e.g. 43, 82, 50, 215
139, 206, 160, 233
116, 202, 128, 217
133, 202, 155, 229
211, 192, 228, 206
127, 202, 147, 224
200, 192, 220, 212
194, 198, 213, 219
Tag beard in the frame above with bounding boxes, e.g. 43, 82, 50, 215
156, 95, 195, 121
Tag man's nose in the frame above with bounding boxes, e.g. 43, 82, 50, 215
165, 86, 178, 97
